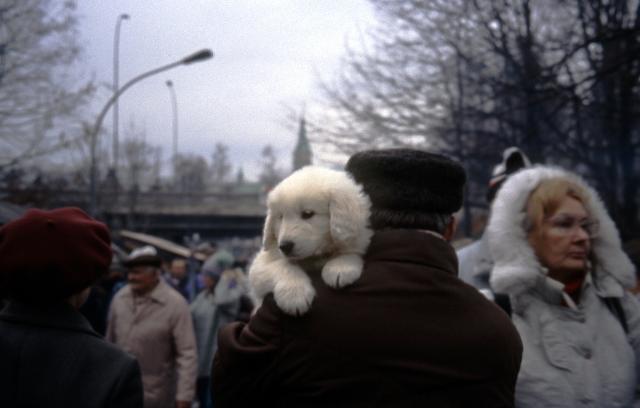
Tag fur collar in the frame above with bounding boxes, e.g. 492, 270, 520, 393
488, 166, 634, 296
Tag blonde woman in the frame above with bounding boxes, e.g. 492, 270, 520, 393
487, 166, 640, 407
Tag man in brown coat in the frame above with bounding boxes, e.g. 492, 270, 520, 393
212, 149, 523, 407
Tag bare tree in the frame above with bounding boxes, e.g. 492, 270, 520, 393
210, 142, 232, 186
120, 122, 155, 191
0, 0, 94, 168
258, 145, 283, 190
560, 0, 640, 236
313, 0, 640, 237
173, 153, 208, 193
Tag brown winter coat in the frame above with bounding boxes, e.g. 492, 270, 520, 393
212, 229, 523, 407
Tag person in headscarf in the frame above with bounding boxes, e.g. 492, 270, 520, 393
457, 146, 531, 300
191, 249, 245, 408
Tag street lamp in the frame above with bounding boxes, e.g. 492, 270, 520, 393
88, 49, 214, 216
112, 13, 130, 174
166, 80, 178, 167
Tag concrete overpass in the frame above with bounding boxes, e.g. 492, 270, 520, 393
1, 186, 268, 244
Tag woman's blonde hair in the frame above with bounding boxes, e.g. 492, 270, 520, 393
525, 178, 590, 237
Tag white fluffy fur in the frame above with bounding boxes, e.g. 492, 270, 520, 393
488, 166, 635, 296
249, 166, 373, 315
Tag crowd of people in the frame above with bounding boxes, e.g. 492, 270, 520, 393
0, 208, 252, 408
1, 147, 639, 408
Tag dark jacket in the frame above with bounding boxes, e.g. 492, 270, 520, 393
0, 300, 143, 408
212, 229, 523, 408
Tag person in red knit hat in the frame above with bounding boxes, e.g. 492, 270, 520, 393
0, 207, 143, 408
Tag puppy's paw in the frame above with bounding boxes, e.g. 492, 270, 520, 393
322, 254, 363, 288
249, 267, 275, 301
249, 269, 272, 299
273, 279, 316, 316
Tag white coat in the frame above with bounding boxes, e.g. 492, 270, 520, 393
487, 166, 640, 408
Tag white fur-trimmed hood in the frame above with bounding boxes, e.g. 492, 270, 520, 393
488, 166, 635, 296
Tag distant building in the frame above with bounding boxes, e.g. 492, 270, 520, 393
292, 116, 312, 171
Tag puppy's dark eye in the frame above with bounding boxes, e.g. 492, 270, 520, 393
301, 210, 315, 220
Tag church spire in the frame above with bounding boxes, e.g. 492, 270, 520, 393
292, 115, 312, 171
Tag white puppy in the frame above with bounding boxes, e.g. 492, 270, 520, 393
249, 166, 373, 315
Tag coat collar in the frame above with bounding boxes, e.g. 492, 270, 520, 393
365, 229, 458, 276
487, 166, 635, 296
0, 300, 100, 338
120, 278, 172, 304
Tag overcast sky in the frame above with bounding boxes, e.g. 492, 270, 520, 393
76, 1, 375, 180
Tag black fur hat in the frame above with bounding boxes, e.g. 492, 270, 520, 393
345, 149, 466, 214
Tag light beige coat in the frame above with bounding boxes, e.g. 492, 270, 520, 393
107, 279, 197, 408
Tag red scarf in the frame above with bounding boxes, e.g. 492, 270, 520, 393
562, 273, 587, 304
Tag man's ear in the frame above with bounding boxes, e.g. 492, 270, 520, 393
443, 215, 458, 242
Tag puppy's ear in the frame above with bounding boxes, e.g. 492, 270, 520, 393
262, 210, 277, 250
329, 179, 370, 249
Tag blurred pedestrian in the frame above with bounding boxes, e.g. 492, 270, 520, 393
212, 149, 523, 407
191, 250, 244, 408
0, 207, 143, 407
487, 166, 640, 407
107, 245, 198, 408
457, 146, 530, 300
165, 257, 195, 301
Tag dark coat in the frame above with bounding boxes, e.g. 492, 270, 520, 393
212, 229, 523, 408
0, 300, 143, 408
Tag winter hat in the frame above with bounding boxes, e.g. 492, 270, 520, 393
202, 249, 234, 279
123, 245, 162, 268
0, 207, 112, 302
486, 147, 531, 202
345, 149, 466, 214
488, 166, 635, 296
196, 241, 216, 256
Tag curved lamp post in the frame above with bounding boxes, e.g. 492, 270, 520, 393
166, 80, 178, 168
89, 49, 214, 215
112, 13, 130, 173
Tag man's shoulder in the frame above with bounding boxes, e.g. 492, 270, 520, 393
68, 335, 142, 383
84, 333, 138, 361
156, 280, 190, 309
2, 316, 137, 367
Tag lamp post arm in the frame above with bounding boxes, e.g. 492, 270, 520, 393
112, 13, 129, 171
88, 48, 213, 216
88, 59, 182, 215
93, 59, 183, 142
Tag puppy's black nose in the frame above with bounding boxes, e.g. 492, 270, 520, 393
279, 241, 294, 256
